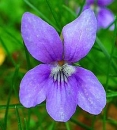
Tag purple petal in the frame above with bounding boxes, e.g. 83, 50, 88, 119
19, 64, 51, 108
62, 9, 97, 63
97, 8, 114, 30
74, 67, 106, 114
83, 5, 91, 10
98, 0, 113, 6
46, 77, 77, 122
21, 12, 63, 63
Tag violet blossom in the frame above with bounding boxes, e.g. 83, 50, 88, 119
84, 0, 114, 30
19, 9, 106, 122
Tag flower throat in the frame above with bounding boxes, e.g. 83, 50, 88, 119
51, 61, 75, 83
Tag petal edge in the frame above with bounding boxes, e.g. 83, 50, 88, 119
21, 12, 63, 63
46, 77, 77, 122
74, 67, 106, 114
62, 9, 97, 63
19, 64, 51, 108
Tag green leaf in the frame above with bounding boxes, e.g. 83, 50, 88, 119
15, 105, 23, 130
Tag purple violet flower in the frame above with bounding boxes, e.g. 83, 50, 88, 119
84, 0, 114, 30
19, 9, 106, 122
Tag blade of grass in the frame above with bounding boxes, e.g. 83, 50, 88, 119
23, 43, 31, 70
0, 26, 23, 46
107, 92, 117, 98
96, 37, 110, 59
24, 0, 60, 32
15, 105, 23, 130
12, 64, 20, 99
70, 118, 92, 130
65, 122, 71, 130
32, 106, 48, 130
0, 104, 24, 109
62, 5, 77, 18
91, 116, 96, 130
105, 16, 117, 91
103, 108, 107, 130
107, 118, 117, 125
24, 118, 28, 130
3, 65, 19, 130
0, 103, 45, 110
77, 0, 86, 16
48, 121, 55, 130
86, 56, 107, 74
96, 37, 117, 72
27, 109, 31, 130
46, 0, 61, 30
93, 45, 117, 60
0, 122, 4, 130
102, 17, 117, 130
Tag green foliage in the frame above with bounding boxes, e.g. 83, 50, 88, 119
0, 0, 117, 130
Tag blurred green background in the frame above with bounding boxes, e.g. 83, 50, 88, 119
0, 0, 117, 130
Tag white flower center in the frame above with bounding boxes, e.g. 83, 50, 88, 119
51, 63, 76, 83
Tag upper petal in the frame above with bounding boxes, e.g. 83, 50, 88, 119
74, 67, 106, 114
21, 12, 63, 63
62, 9, 97, 63
46, 77, 77, 122
97, 8, 114, 30
19, 64, 51, 108
98, 0, 113, 6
